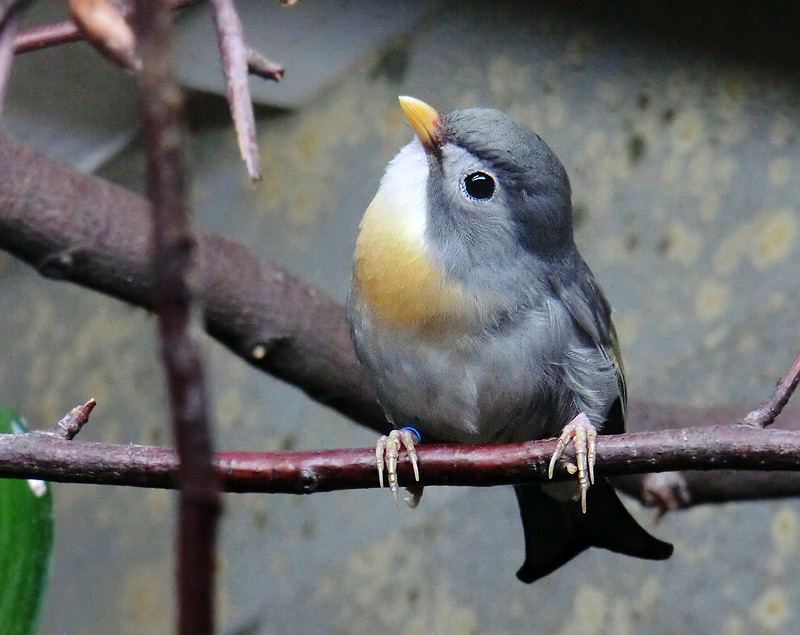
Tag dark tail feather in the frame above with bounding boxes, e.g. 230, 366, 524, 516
514, 479, 673, 584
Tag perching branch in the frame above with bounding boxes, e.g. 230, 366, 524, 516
2, 418, 800, 506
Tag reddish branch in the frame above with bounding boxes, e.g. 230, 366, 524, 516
2, 423, 800, 506
4, 400, 800, 508
133, 2, 219, 634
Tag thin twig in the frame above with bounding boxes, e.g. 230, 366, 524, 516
13, 19, 82, 53
15, 0, 277, 181
210, 0, 261, 180
68, 0, 141, 71
133, 2, 219, 634
49, 398, 97, 440
13, 0, 201, 53
0, 0, 30, 115
0, 18, 16, 117
741, 348, 800, 428
247, 48, 284, 81
0, 0, 30, 33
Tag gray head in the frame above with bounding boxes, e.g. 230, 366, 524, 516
394, 98, 576, 289
441, 107, 574, 257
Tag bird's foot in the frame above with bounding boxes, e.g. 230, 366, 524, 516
376, 427, 421, 508
548, 412, 597, 514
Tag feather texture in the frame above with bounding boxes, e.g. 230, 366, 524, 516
348, 99, 672, 583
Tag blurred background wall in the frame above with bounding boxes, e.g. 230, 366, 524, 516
2, 1, 800, 633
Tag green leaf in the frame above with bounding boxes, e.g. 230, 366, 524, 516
0, 407, 54, 635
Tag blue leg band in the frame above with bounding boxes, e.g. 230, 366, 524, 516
400, 426, 422, 442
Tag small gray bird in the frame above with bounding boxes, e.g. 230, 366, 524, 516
347, 96, 672, 582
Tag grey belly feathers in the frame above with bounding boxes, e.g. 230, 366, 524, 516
347, 288, 618, 445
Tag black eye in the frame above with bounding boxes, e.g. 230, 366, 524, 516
463, 172, 495, 200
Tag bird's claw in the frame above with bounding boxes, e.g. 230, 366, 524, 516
376, 428, 421, 507
548, 412, 597, 514
404, 483, 424, 508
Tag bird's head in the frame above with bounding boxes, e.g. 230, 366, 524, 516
353, 96, 576, 330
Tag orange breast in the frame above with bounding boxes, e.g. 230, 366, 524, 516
353, 190, 467, 330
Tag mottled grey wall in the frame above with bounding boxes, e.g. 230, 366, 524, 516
2, 1, 798, 633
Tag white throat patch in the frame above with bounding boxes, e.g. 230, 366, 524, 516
370, 138, 429, 245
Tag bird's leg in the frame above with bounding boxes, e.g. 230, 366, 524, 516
548, 412, 597, 513
375, 428, 421, 507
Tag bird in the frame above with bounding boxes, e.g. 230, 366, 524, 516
346, 95, 673, 582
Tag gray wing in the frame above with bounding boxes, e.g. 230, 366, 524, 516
549, 256, 627, 435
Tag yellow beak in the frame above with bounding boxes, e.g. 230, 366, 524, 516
398, 95, 445, 154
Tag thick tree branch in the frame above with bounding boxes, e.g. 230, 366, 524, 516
4, 132, 800, 442
0, 132, 387, 433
